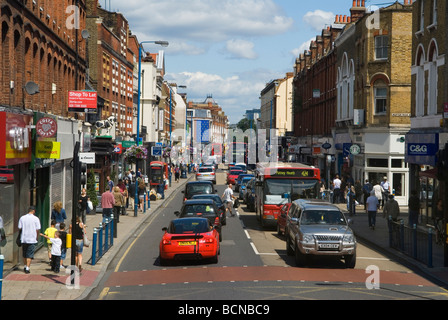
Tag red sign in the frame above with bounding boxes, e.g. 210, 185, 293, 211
36, 117, 57, 138
68, 91, 97, 113
0, 112, 32, 166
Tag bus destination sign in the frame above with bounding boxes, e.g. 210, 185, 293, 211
268, 168, 315, 178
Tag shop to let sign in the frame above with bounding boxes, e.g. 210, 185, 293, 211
35, 141, 61, 159
68, 91, 97, 113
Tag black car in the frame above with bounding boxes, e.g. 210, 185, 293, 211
175, 199, 222, 241
191, 194, 227, 225
182, 181, 216, 201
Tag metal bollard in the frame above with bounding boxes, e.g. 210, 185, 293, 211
0, 255, 4, 300
91, 229, 98, 266
147, 190, 151, 210
104, 218, 109, 252
143, 193, 146, 213
413, 224, 417, 259
110, 215, 114, 244
400, 220, 405, 252
99, 223, 104, 257
388, 217, 393, 248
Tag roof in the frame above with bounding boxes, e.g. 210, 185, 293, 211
186, 181, 214, 185
184, 199, 215, 205
293, 199, 340, 211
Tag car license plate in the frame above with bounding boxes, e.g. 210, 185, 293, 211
179, 241, 197, 246
319, 243, 339, 249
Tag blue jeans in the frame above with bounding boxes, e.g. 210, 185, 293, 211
368, 211, 377, 227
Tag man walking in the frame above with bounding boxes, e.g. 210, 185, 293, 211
380, 176, 391, 209
18, 206, 41, 274
222, 184, 236, 217
383, 194, 400, 221
101, 188, 115, 224
366, 191, 379, 230
332, 175, 342, 204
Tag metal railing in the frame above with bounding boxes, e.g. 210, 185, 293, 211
89, 215, 114, 266
388, 218, 433, 268
0, 255, 4, 300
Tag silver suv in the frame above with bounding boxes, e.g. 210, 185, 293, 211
285, 199, 356, 268
196, 166, 216, 184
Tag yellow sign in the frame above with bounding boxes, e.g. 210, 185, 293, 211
35, 141, 61, 159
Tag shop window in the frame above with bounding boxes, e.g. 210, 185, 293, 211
367, 158, 388, 168
391, 159, 403, 168
393, 173, 404, 196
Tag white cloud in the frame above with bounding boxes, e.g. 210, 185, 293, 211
303, 10, 334, 31
224, 39, 258, 60
291, 37, 315, 57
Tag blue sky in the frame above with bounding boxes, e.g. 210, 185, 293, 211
111, 0, 386, 123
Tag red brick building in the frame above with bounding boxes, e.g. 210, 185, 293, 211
293, 25, 342, 166
86, 0, 134, 136
1, 0, 87, 115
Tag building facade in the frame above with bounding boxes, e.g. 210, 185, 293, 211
334, 1, 413, 205
407, 0, 448, 223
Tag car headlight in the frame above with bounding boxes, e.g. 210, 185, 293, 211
343, 234, 354, 243
302, 234, 315, 243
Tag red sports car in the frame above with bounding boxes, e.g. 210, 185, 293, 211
226, 169, 243, 185
159, 217, 220, 265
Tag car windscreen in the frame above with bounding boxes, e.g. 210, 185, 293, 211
229, 170, 242, 176
186, 184, 213, 196
192, 195, 223, 205
264, 179, 319, 204
199, 168, 214, 173
182, 204, 217, 217
170, 219, 210, 234
300, 210, 347, 225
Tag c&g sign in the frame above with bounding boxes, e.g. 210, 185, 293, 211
407, 143, 438, 156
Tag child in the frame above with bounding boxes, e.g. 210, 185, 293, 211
59, 223, 67, 269
44, 220, 58, 263
40, 231, 62, 273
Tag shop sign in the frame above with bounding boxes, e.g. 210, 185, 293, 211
35, 141, 61, 159
407, 143, 438, 156
36, 117, 57, 138
0, 112, 33, 166
68, 90, 98, 113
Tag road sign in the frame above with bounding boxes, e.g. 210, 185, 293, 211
151, 146, 163, 157
79, 152, 96, 164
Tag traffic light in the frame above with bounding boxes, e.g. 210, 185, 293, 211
80, 163, 87, 186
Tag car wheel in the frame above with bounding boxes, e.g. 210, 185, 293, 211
159, 255, 169, 266
294, 245, 307, 267
344, 253, 356, 269
211, 251, 219, 264
277, 223, 283, 236
286, 236, 294, 256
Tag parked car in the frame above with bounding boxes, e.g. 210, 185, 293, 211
245, 178, 256, 211
196, 166, 216, 184
226, 169, 243, 185
182, 181, 216, 201
175, 199, 222, 241
191, 194, 227, 225
277, 202, 292, 236
285, 199, 356, 268
235, 174, 254, 192
159, 217, 220, 265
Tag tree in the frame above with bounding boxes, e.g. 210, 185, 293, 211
236, 118, 256, 131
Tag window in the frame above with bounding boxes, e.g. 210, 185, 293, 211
420, 0, 425, 31
374, 82, 387, 115
375, 36, 389, 60
431, 0, 437, 26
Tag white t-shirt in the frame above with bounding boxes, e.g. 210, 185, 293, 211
333, 178, 341, 189
223, 188, 234, 202
50, 238, 62, 256
18, 213, 41, 244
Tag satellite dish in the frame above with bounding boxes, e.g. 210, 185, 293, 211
81, 30, 90, 39
24, 81, 40, 95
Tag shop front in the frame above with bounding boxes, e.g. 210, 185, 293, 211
0, 109, 33, 268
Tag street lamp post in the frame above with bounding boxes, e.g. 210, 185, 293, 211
135, 40, 169, 217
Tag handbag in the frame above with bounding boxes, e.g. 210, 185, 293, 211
233, 199, 240, 208
83, 230, 91, 247
0, 228, 6, 247
16, 230, 22, 247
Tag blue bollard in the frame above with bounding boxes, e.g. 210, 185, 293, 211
0, 255, 4, 300
104, 219, 109, 252
110, 217, 114, 246
91, 229, 98, 266
143, 193, 146, 213
413, 224, 417, 259
400, 220, 405, 252
99, 224, 103, 257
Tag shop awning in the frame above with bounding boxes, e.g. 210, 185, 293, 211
419, 168, 438, 179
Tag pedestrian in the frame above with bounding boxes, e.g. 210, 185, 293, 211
347, 185, 357, 216
383, 194, 400, 221
408, 189, 420, 227
354, 180, 362, 204
362, 179, 372, 210
18, 206, 41, 274
0, 214, 6, 252
380, 176, 391, 209
113, 186, 125, 222
366, 190, 379, 230
101, 188, 115, 224
138, 179, 146, 211
332, 175, 342, 204
128, 179, 136, 209
40, 231, 62, 273
43, 220, 58, 263
51, 201, 67, 230
58, 222, 68, 269
70, 216, 86, 274
106, 175, 114, 192
372, 181, 383, 207
222, 184, 236, 217
78, 188, 88, 224
174, 165, 180, 182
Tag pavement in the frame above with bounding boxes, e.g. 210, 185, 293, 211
1, 175, 448, 300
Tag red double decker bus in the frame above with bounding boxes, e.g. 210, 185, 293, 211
254, 162, 321, 228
